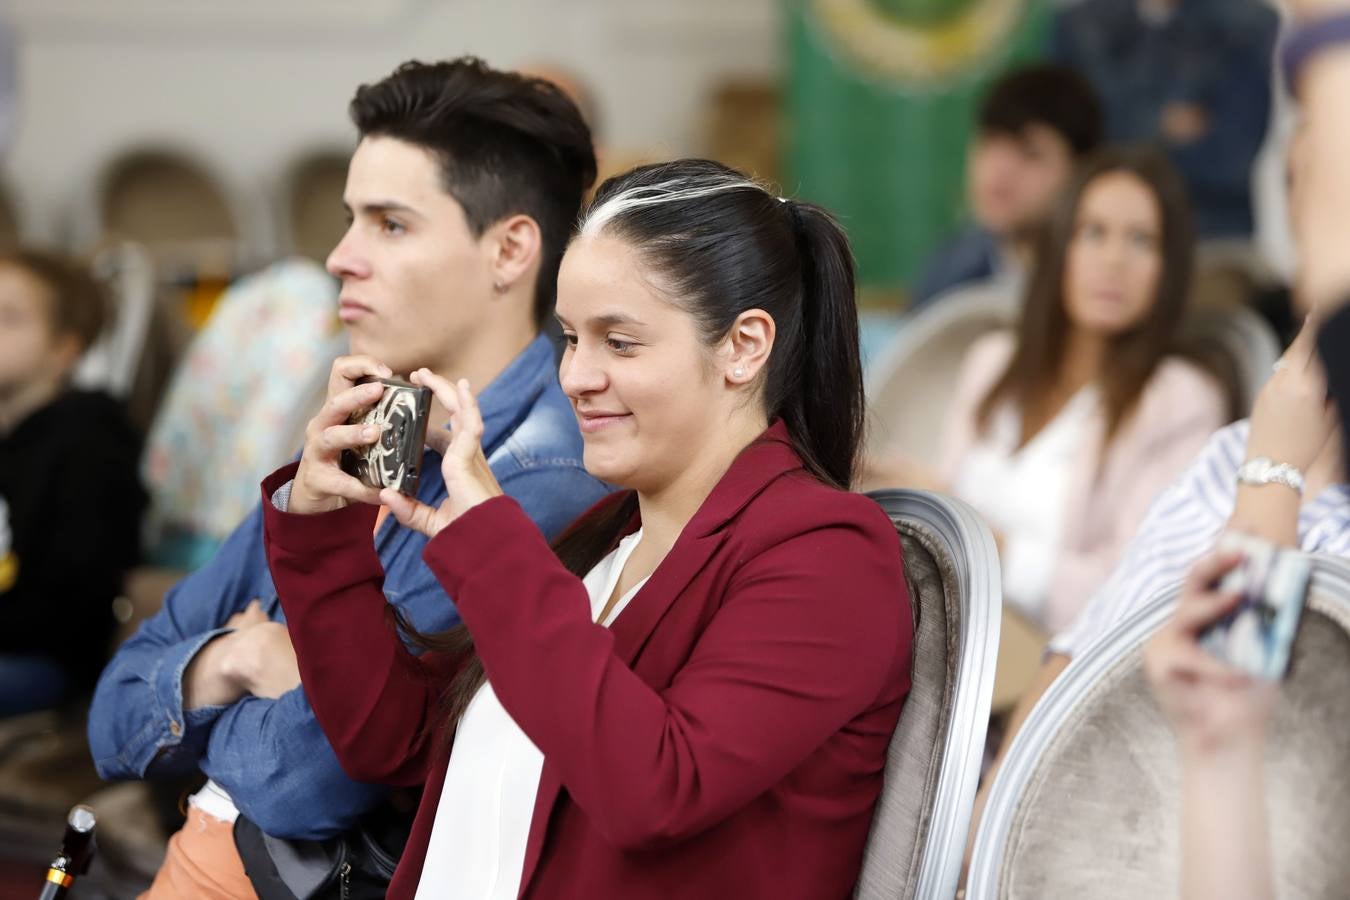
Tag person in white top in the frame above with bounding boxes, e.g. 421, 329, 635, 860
866, 145, 1227, 634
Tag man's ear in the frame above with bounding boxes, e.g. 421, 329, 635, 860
486, 214, 543, 294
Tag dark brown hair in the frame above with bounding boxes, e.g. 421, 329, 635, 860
978, 63, 1103, 158
349, 57, 597, 325
975, 146, 1195, 445
0, 250, 107, 354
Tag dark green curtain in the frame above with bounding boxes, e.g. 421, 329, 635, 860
785, 0, 1050, 305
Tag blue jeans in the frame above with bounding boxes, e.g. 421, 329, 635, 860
0, 653, 71, 717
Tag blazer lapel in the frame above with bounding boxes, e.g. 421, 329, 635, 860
515, 527, 728, 896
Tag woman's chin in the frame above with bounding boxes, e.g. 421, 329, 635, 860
582, 450, 634, 488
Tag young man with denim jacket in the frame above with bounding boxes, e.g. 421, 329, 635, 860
87, 57, 609, 897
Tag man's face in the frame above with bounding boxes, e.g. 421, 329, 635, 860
967, 124, 1076, 238
327, 136, 497, 376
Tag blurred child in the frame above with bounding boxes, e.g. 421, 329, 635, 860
0, 250, 145, 717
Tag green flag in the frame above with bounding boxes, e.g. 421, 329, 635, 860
785, 0, 1050, 306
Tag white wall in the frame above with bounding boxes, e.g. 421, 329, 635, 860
3, 0, 779, 255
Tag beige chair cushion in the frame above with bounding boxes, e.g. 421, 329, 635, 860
996, 602, 1350, 899
855, 519, 959, 899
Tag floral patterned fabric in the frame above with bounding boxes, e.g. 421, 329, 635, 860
143, 257, 342, 566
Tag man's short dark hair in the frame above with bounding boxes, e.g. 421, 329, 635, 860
349, 57, 597, 325
2, 250, 106, 353
978, 64, 1103, 157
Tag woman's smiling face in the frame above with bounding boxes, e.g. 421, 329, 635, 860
555, 233, 731, 494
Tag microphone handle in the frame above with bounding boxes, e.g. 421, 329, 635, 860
36, 862, 73, 900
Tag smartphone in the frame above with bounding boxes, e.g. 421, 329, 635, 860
339, 377, 431, 496
1198, 531, 1311, 681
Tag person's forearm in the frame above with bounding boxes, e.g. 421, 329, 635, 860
1228, 484, 1300, 548
1179, 743, 1273, 900
201, 691, 389, 840
182, 632, 248, 710
1301, 45, 1350, 309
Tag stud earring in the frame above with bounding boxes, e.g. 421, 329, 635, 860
733, 368, 746, 379
493, 281, 506, 293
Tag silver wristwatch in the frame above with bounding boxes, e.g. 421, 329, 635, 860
1236, 457, 1305, 494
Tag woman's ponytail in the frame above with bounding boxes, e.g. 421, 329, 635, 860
778, 200, 864, 489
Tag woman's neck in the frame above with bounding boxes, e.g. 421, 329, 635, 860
1016, 327, 1107, 449
1058, 327, 1108, 394
634, 412, 770, 555
0, 375, 63, 435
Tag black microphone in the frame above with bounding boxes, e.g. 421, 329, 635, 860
37, 805, 96, 900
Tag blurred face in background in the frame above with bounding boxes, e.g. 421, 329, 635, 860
1062, 170, 1165, 336
0, 263, 77, 395
327, 136, 498, 376
967, 124, 1076, 240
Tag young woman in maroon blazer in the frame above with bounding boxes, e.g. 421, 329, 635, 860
262, 158, 914, 899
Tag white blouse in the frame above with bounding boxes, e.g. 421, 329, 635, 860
951, 389, 1098, 627
414, 529, 649, 900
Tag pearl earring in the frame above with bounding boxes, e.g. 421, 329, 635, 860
733, 368, 746, 379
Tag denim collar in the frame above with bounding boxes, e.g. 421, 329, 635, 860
448, 332, 559, 457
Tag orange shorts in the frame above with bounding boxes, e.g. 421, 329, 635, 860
139, 805, 257, 900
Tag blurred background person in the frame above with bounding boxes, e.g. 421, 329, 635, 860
867, 146, 1226, 637
1051, 0, 1279, 241
912, 64, 1104, 309
0, 250, 145, 718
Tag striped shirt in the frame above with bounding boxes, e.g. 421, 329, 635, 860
1049, 420, 1350, 657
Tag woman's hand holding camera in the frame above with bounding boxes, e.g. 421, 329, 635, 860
290, 355, 394, 515
379, 368, 503, 538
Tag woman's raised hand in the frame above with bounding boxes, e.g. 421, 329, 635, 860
1245, 316, 1337, 473
289, 355, 392, 515
379, 368, 504, 538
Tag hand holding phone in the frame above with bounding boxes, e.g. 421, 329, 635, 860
1198, 532, 1311, 682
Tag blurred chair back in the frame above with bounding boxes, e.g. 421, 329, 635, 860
0, 177, 22, 250
855, 489, 1000, 900
92, 148, 241, 279
71, 241, 156, 399
1179, 302, 1281, 420
967, 556, 1350, 899
864, 280, 1018, 467
282, 147, 349, 265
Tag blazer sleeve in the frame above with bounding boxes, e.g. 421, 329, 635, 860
1045, 365, 1229, 630
424, 493, 911, 851
260, 463, 443, 787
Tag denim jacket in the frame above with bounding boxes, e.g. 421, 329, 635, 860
1050, 0, 1277, 238
88, 334, 611, 839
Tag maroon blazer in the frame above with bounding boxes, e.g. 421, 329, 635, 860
262, 422, 913, 899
